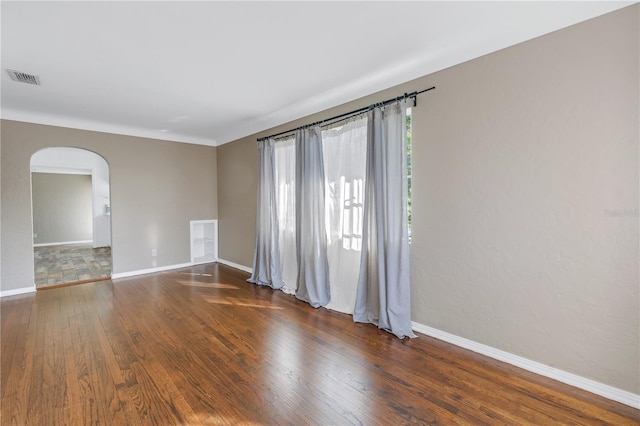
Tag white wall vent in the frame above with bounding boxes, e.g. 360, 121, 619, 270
7, 69, 40, 86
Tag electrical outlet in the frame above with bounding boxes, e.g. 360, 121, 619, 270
33, 233, 37, 239
151, 248, 157, 257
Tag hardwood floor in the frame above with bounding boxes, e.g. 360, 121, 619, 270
1, 263, 638, 425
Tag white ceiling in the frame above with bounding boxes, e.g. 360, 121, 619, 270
1, 1, 634, 147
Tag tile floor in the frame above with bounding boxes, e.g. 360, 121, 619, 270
34, 243, 112, 287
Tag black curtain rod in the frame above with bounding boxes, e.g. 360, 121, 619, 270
258, 86, 435, 141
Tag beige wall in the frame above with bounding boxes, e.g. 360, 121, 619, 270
1, 121, 218, 290
32, 173, 93, 244
1, 121, 3, 288
217, 137, 258, 267
217, 5, 639, 394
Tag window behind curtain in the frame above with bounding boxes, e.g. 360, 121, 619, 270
271, 106, 412, 312
322, 116, 368, 313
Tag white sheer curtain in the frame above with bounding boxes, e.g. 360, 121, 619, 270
249, 102, 415, 338
248, 138, 283, 289
295, 126, 331, 307
322, 117, 367, 314
354, 100, 416, 339
274, 137, 297, 294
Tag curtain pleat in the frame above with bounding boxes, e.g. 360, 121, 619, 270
248, 138, 283, 289
295, 126, 331, 307
354, 101, 416, 339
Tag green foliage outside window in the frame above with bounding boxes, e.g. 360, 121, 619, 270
406, 109, 412, 237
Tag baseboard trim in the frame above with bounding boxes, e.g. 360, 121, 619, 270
34, 240, 93, 247
37, 276, 111, 291
192, 258, 217, 266
411, 322, 639, 409
111, 262, 192, 279
0, 286, 37, 298
216, 258, 252, 274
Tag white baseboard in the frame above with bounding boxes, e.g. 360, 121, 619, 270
411, 322, 640, 409
216, 258, 252, 274
191, 258, 217, 266
0, 286, 36, 298
34, 240, 93, 247
111, 262, 192, 279
111, 259, 252, 280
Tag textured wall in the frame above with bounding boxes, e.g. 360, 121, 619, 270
217, 5, 639, 394
410, 5, 638, 394
32, 173, 93, 244
0, 121, 3, 288
1, 121, 218, 290
217, 138, 258, 268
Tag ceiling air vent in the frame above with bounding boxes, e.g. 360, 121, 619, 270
7, 69, 41, 86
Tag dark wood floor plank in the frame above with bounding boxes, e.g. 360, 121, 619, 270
134, 276, 319, 424
1, 263, 638, 425
118, 278, 232, 424
165, 272, 414, 424
39, 293, 69, 425
1, 298, 41, 424
228, 287, 522, 424
140, 295, 281, 423
0, 296, 32, 399
65, 298, 108, 425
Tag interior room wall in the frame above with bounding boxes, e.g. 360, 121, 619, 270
31, 172, 93, 244
1, 121, 3, 289
217, 5, 639, 394
1, 122, 218, 291
92, 157, 111, 248
31, 147, 112, 248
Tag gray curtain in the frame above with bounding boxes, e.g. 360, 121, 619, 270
248, 138, 284, 289
295, 126, 331, 307
354, 100, 416, 339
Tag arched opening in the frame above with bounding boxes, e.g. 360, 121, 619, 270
30, 147, 112, 288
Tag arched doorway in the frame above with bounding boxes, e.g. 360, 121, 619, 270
30, 147, 112, 288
